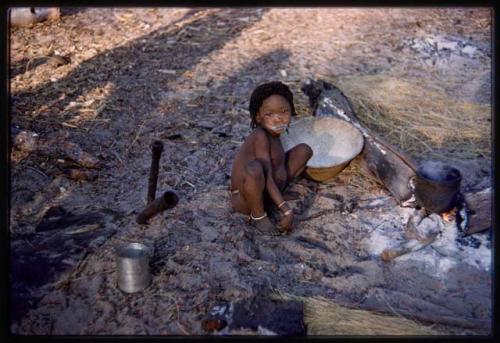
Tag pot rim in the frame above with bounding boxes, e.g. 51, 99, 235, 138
416, 166, 461, 184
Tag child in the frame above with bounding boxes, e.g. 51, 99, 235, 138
230, 81, 313, 235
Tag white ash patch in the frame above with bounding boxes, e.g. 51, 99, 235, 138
367, 230, 393, 256
436, 255, 457, 274
431, 218, 491, 272
430, 218, 460, 258
398, 248, 457, 277
461, 45, 478, 56
458, 233, 491, 271
364, 205, 491, 277
362, 206, 415, 256
402, 34, 487, 68
414, 214, 444, 237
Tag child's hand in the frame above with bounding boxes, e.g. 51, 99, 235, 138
277, 203, 294, 233
277, 212, 293, 233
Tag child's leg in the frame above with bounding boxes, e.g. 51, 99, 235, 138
241, 160, 266, 216
231, 160, 267, 216
285, 143, 313, 181
231, 160, 277, 234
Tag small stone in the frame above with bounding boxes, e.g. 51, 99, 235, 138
461, 45, 477, 56
47, 55, 69, 68
158, 69, 177, 75
197, 120, 216, 130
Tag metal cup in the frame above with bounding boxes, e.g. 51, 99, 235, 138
115, 242, 152, 293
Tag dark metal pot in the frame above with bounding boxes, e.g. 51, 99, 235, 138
414, 161, 461, 214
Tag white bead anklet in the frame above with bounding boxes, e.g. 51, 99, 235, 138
250, 212, 267, 221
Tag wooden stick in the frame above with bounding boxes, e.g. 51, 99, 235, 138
463, 188, 491, 236
381, 231, 439, 262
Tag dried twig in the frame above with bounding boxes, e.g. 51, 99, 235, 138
111, 150, 126, 168
54, 249, 92, 291
175, 320, 190, 335
181, 180, 196, 189
375, 290, 423, 326
27, 166, 49, 179
296, 209, 331, 222
125, 118, 148, 155
62, 122, 79, 129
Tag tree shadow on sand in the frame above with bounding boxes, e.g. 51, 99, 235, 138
9, 7, 270, 326
10, 8, 269, 151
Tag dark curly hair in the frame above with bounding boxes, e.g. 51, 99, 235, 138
249, 81, 296, 128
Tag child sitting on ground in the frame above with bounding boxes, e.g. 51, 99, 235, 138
230, 81, 313, 235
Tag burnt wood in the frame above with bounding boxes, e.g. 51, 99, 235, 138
463, 188, 491, 235
147, 140, 164, 204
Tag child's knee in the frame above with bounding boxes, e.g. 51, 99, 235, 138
298, 143, 313, 159
245, 160, 265, 181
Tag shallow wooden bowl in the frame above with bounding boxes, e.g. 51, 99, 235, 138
281, 116, 364, 182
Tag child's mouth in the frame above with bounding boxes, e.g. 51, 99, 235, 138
270, 124, 288, 132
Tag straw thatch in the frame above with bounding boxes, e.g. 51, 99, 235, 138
335, 74, 491, 159
272, 291, 440, 336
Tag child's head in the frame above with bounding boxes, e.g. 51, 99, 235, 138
249, 81, 295, 129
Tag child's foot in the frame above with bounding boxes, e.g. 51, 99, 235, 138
250, 213, 278, 236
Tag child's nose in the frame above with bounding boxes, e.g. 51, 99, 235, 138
271, 113, 285, 121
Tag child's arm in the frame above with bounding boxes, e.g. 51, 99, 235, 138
253, 130, 286, 208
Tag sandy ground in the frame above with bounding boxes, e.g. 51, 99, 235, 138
9, 7, 492, 335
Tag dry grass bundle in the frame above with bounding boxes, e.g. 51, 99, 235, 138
335, 75, 491, 159
294, 102, 313, 117
335, 156, 385, 192
272, 291, 440, 336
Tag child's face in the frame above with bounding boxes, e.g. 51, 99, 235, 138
256, 94, 292, 136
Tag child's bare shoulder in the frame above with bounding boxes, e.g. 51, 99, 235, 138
240, 128, 269, 155
247, 127, 268, 143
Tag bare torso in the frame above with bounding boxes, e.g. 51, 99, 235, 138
231, 127, 288, 193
